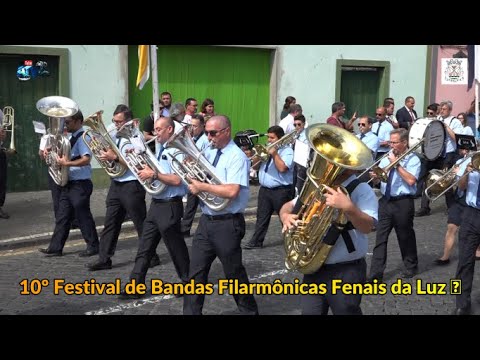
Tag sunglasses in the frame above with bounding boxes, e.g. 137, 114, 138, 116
358, 123, 367, 127
205, 127, 228, 137
375, 113, 383, 116
294, 123, 303, 127
427, 112, 435, 116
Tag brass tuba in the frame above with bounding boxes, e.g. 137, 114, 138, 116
115, 120, 167, 195
1, 106, 16, 155
284, 124, 374, 274
82, 110, 127, 178
36, 96, 79, 186
166, 125, 230, 211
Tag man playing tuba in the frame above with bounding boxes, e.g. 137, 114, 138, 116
280, 168, 378, 315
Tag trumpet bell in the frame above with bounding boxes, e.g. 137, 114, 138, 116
36, 96, 79, 118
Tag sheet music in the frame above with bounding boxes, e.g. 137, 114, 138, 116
33, 121, 46, 135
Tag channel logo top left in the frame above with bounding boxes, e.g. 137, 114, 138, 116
17, 59, 50, 81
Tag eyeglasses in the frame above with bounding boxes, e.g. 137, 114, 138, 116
358, 123, 367, 127
294, 123, 303, 127
112, 119, 125, 124
427, 112, 435, 116
205, 127, 228, 137
457, 117, 464, 120
153, 127, 168, 135
388, 141, 403, 145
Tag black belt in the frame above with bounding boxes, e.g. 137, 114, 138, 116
388, 195, 414, 201
203, 213, 242, 221
69, 179, 90, 184
263, 185, 292, 190
322, 258, 363, 269
152, 196, 182, 204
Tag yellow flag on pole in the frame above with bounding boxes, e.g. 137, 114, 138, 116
136, 45, 150, 90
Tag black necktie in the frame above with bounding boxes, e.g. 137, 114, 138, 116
384, 168, 395, 201
157, 145, 164, 161
116, 137, 121, 148
264, 156, 272, 172
360, 133, 366, 140
375, 122, 382, 136
212, 149, 222, 167
476, 181, 480, 208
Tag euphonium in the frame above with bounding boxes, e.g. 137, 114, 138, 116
284, 124, 374, 274
36, 96, 79, 186
251, 129, 300, 165
82, 110, 127, 178
166, 125, 230, 211
116, 120, 167, 195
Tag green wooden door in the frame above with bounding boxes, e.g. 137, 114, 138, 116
0, 54, 59, 192
128, 45, 271, 138
340, 68, 380, 120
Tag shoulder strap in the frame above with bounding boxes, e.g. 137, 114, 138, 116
70, 131, 85, 161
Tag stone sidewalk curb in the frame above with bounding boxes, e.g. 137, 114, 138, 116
0, 207, 258, 251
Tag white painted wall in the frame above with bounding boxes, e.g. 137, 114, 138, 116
275, 45, 428, 125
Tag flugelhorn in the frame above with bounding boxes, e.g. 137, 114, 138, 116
0, 106, 16, 155
251, 129, 300, 167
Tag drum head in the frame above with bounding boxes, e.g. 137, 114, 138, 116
409, 118, 445, 161
422, 120, 446, 160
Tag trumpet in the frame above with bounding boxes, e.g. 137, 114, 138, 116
0, 106, 16, 155
251, 130, 300, 167
425, 151, 480, 202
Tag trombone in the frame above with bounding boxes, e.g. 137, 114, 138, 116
424, 150, 480, 202
1, 106, 16, 155
357, 151, 390, 180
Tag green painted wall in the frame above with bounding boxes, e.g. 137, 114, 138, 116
128, 45, 271, 137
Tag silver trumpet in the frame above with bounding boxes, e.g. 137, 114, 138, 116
165, 125, 230, 211
116, 120, 167, 195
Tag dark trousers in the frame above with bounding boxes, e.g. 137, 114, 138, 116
249, 185, 295, 245
99, 180, 146, 263
302, 258, 366, 315
48, 173, 62, 218
130, 199, 189, 285
0, 150, 6, 207
294, 164, 307, 195
47, 180, 99, 252
181, 191, 199, 233
370, 197, 418, 277
183, 213, 258, 315
455, 206, 480, 310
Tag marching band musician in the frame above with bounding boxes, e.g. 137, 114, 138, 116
39, 110, 100, 257
0, 108, 9, 219
88, 104, 161, 271
180, 114, 209, 237
119, 116, 190, 299
452, 152, 480, 315
368, 128, 421, 281
279, 168, 378, 315
243, 125, 295, 250
183, 115, 258, 315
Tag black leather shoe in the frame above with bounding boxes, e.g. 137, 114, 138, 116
78, 248, 99, 257
452, 307, 471, 315
401, 268, 418, 278
149, 254, 161, 268
38, 248, 63, 257
415, 208, 431, 217
118, 290, 145, 300
0, 207, 10, 219
87, 259, 112, 271
243, 242, 263, 250
182, 230, 192, 237
434, 258, 450, 266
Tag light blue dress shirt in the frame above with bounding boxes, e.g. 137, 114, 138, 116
259, 146, 294, 188
379, 152, 421, 197
69, 127, 92, 181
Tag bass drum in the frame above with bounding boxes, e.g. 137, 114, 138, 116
408, 118, 446, 161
